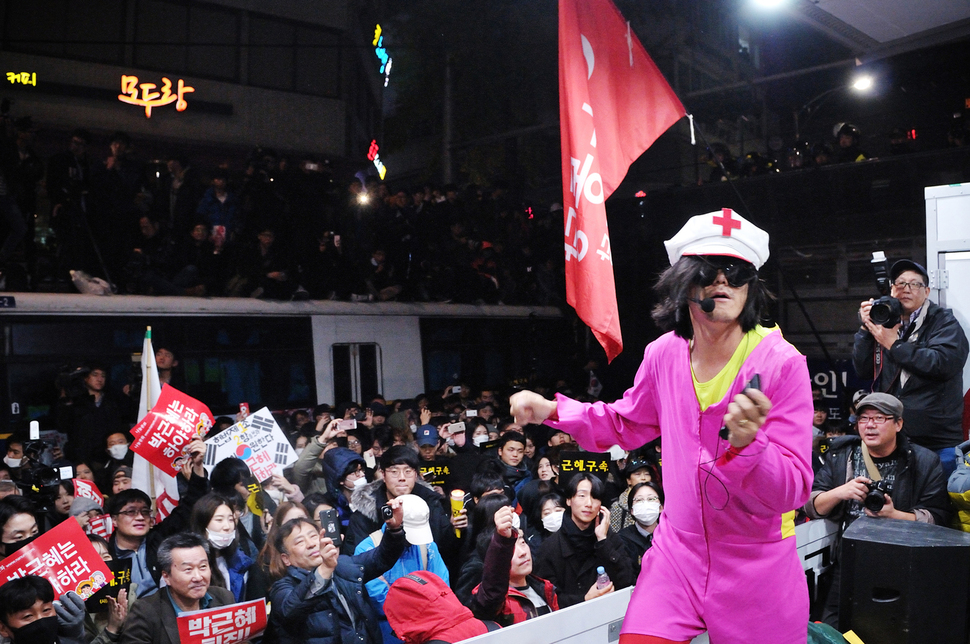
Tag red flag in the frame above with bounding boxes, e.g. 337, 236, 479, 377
560, 0, 685, 361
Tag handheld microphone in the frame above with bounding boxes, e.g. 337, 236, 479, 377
690, 297, 716, 313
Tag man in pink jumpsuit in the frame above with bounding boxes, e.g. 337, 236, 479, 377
512, 209, 814, 644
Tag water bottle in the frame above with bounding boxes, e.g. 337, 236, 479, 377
595, 566, 610, 590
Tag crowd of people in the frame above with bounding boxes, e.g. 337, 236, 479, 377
0, 364, 669, 644
704, 120, 970, 181
0, 115, 565, 305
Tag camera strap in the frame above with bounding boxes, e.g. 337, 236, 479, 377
860, 443, 883, 482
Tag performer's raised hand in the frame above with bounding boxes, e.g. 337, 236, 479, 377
510, 391, 558, 426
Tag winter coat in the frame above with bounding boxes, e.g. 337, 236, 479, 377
293, 434, 329, 497
268, 526, 408, 644
616, 523, 655, 577
323, 447, 366, 528
344, 479, 458, 561
118, 586, 235, 644
533, 513, 633, 608
470, 531, 558, 626
804, 434, 950, 527
355, 526, 450, 644
852, 300, 969, 450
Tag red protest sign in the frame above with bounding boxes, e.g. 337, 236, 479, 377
0, 517, 114, 598
130, 385, 214, 476
73, 478, 105, 507
177, 599, 267, 644
86, 514, 113, 540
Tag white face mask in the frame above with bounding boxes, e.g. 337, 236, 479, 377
266, 488, 285, 504
352, 476, 368, 490
207, 529, 235, 549
473, 435, 488, 446
631, 500, 661, 526
294, 447, 305, 457
108, 444, 129, 460
542, 510, 564, 533
3, 456, 22, 468
410, 424, 418, 433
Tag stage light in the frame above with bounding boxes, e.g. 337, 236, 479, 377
851, 75, 873, 91
751, 0, 785, 8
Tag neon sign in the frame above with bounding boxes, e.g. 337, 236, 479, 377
117, 75, 194, 118
373, 25, 392, 87
6, 72, 37, 86
367, 139, 387, 180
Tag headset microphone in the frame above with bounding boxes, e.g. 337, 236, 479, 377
690, 297, 716, 313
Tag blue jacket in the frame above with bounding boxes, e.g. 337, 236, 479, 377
269, 526, 408, 644
355, 526, 450, 644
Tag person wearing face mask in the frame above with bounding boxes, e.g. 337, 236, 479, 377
0, 576, 88, 644
4, 433, 27, 479
471, 505, 559, 625
96, 433, 133, 495
354, 494, 451, 644
0, 495, 41, 561
321, 447, 368, 533
189, 493, 262, 602
617, 482, 664, 577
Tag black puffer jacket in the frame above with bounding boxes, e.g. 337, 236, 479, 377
804, 434, 950, 527
852, 300, 969, 450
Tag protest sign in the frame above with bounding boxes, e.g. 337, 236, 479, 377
177, 598, 267, 644
558, 451, 611, 487
130, 385, 214, 476
0, 518, 114, 597
86, 559, 131, 613
86, 514, 113, 540
204, 408, 297, 482
73, 478, 105, 507
419, 460, 452, 488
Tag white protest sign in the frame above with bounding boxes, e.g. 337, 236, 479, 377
203, 407, 297, 482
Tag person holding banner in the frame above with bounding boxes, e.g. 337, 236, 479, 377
0, 577, 88, 644
511, 212, 813, 644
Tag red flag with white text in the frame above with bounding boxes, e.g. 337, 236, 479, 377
560, 0, 685, 361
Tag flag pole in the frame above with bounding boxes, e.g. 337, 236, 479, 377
145, 326, 157, 506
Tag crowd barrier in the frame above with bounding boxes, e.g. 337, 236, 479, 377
461, 519, 839, 644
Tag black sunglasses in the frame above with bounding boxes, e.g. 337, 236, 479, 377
694, 256, 757, 287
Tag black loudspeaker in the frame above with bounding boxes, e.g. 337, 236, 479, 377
840, 517, 970, 644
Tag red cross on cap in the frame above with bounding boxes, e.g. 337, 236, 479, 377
712, 208, 741, 236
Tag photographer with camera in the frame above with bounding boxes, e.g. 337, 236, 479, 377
804, 392, 949, 627
56, 365, 130, 465
853, 258, 969, 477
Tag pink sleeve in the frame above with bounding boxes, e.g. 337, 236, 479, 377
715, 353, 815, 513
545, 346, 662, 452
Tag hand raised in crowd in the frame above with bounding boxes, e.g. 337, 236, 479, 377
105, 589, 129, 635
54, 591, 86, 639
494, 505, 515, 538
722, 387, 772, 449
594, 507, 611, 542
420, 407, 432, 425
510, 390, 558, 426
360, 408, 375, 428
450, 506, 468, 531
384, 497, 405, 530
181, 438, 207, 479
318, 418, 344, 443
271, 473, 301, 501
316, 537, 341, 580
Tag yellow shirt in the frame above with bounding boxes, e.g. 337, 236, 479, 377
690, 324, 796, 538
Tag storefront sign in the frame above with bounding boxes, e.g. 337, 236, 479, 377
118, 75, 194, 118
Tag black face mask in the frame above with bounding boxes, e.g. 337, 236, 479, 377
7, 615, 58, 644
1, 532, 38, 558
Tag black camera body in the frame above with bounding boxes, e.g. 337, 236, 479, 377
863, 479, 893, 513
870, 252, 902, 328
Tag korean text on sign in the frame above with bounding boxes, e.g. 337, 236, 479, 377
0, 517, 114, 597
204, 407, 297, 482
130, 384, 214, 476
177, 599, 267, 644
118, 75, 194, 118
